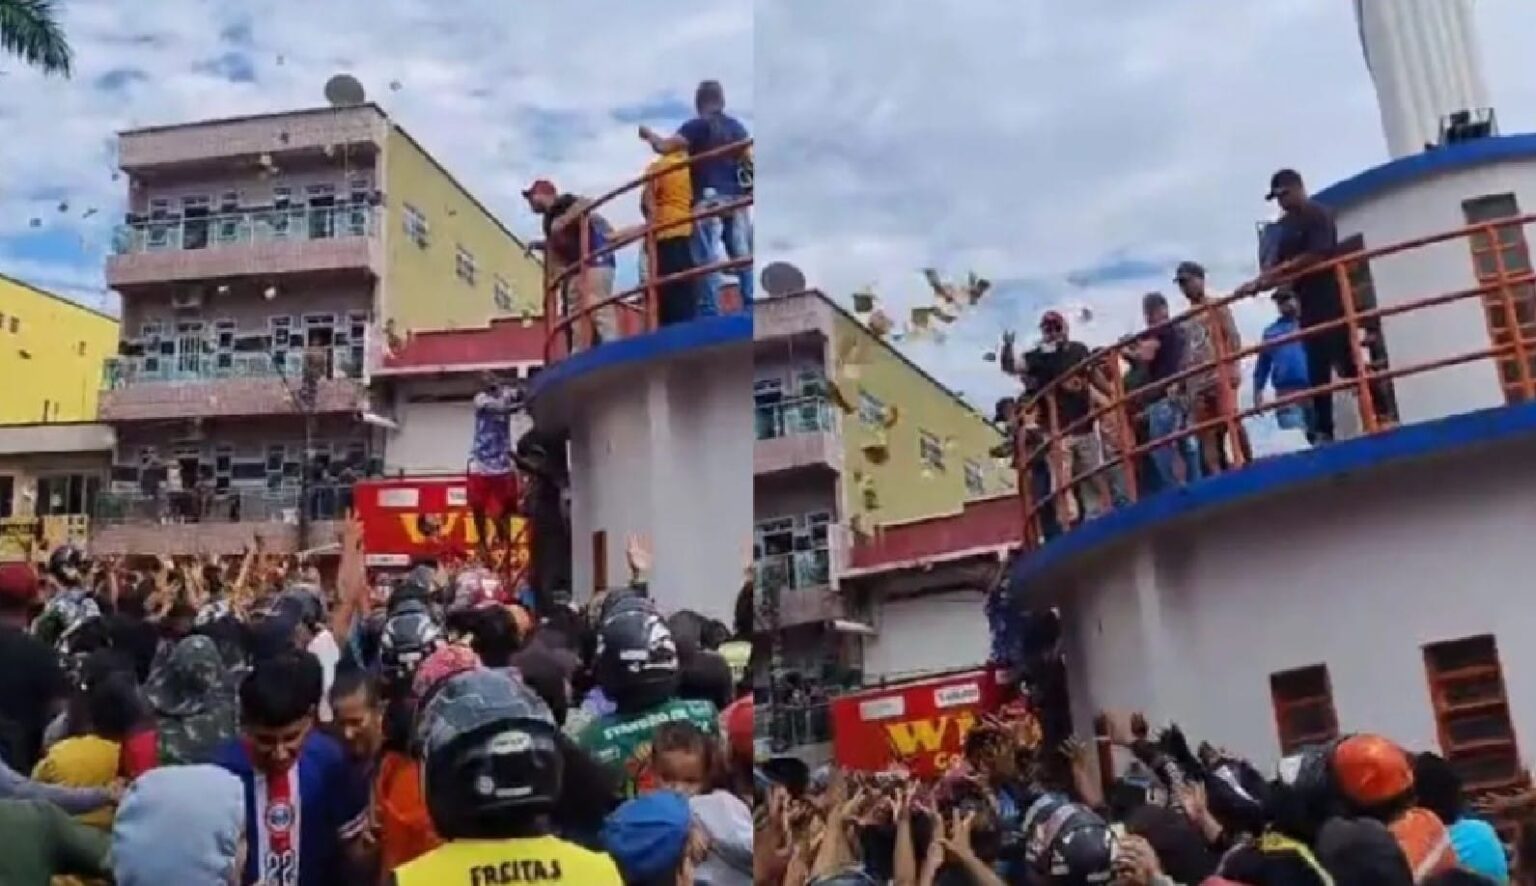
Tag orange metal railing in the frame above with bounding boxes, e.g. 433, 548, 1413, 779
541, 138, 753, 362
1013, 214, 1536, 549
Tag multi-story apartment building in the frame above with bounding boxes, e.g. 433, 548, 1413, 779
92, 104, 544, 555
753, 290, 1015, 688
0, 274, 120, 425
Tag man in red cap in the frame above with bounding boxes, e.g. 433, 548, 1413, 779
0, 562, 68, 773
523, 179, 617, 351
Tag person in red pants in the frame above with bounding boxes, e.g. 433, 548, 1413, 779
466, 374, 523, 565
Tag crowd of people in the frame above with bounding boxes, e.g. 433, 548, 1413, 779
0, 513, 759, 884
997, 168, 1400, 539
522, 78, 754, 353
753, 698, 1530, 886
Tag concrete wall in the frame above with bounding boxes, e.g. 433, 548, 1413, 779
381, 127, 544, 334
1043, 435, 1536, 771
0, 276, 120, 424
1331, 157, 1536, 422
565, 346, 753, 621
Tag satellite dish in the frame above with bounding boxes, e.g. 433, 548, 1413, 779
323, 74, 367, 107
760, 261, 807, 298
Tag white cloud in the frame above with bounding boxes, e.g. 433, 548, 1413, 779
755, 0, 1536, 407
0, 0, 750, 311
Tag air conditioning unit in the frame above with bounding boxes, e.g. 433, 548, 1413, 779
171, 291, 204, 311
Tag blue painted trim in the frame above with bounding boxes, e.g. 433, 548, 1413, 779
1313, 133, 1536, 212
1010, 400, 1536, 594
527, 312, 752, 406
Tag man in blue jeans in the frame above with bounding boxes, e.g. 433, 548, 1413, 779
1135, 293, 1202, 488
640, 80, 752, 314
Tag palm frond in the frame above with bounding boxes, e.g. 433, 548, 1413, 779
0, 0, 73, 77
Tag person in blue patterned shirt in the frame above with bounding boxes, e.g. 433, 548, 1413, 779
467, 374, 523, 563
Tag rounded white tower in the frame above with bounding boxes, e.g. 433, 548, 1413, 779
1355, 0, 1491, 158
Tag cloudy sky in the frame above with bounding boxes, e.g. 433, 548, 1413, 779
0, 0, 750, 310
756, 0, 1536, 408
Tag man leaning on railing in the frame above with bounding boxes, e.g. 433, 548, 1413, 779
1235, 168, 1359, 445
523, 178, 618, 352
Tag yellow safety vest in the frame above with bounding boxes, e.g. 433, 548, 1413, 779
393, 835, 622, 886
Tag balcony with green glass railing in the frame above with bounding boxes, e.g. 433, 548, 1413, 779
754, 548, 843, 628
754, 396, 842, 475
102, 348, 364, 391
106, 205, 381, 286
111, 205, 377, 254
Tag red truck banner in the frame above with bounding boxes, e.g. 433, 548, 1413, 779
352, 476, 529, 573
829, 667, 1010, 778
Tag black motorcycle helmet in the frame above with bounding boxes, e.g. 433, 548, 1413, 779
48, 544, 89, 586
1022, 794, 1116, 885
594, 604, 678, 713
379, 599, 445, 696
418, 669, 562, 840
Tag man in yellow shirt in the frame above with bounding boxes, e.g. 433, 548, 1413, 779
641, 149, 702, 326
389, 668, 621, 885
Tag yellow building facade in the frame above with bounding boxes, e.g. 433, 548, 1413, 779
0, 275, 119, 425
382, 126, 545, 334
830, 306, 1014, 531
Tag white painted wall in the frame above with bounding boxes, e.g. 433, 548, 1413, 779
1331, 156, 1536, 423
1043, 437, 1536, 772
1354, 0, 1487, 159
565, 345, 754, 621
863, 591, 992, 682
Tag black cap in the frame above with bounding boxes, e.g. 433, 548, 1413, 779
1266, 168, 1303, 201
1174, 260, 1205, 280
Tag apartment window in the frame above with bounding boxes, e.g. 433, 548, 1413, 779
181, 195, 211, 250
795, 369, 827, 398
403, 204, 430, 247
1269, 664, 1340, 755
919, 430, 946, 471
857, 389, 886, 427
1424, 635, 1523, 792
493, 277, 514, 312
76, 341, 86, 356
0, 475, 13, 518
35, 474, 100, 517
455, 245, 477, 286
1463, 194, 1536, 403
1338, 234, 1399, 424
349, 177, 370, 204
218, 191, 239, 212
0, 311, 5, 330
8, 317, 18, 334
964, 459, 986, 496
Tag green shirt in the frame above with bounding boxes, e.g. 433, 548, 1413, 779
0, 799, 111, 886
574, 698, 719, 798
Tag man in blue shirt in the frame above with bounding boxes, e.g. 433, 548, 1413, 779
214, 651, 371, 886
1252, 290, 1313, 433
640, 80, 752, 314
